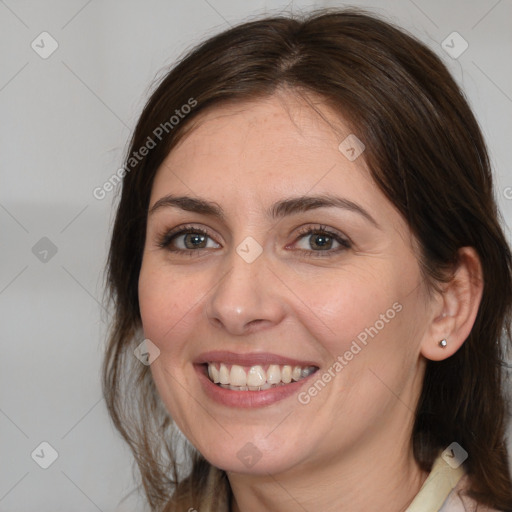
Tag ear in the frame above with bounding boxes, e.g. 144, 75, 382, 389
420, 247, 484, 361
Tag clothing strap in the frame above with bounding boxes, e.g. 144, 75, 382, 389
405, 454, 465, 512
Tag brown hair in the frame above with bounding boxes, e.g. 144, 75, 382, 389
102, 8, 512, 511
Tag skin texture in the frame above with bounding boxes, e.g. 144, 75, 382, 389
138, 91, 483, 512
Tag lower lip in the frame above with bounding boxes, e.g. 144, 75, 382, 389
195, 365, 317, 408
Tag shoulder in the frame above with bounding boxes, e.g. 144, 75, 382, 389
440, 475, 504, 512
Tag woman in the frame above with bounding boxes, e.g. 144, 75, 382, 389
102, 8, 512, 511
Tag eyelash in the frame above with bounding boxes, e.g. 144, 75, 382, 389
293, 224, 351, 257
156, 224, 351, 258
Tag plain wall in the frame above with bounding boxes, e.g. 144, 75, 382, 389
1, 0, 511, 510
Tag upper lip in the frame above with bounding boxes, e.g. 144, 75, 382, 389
194, 350, 319, 367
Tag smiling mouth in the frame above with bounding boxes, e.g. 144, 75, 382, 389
205, 362, 319, 391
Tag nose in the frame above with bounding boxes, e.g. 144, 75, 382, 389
205, 246, 287, 336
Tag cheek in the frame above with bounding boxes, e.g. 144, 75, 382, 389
289, 260, 422, 378
291, 266, 399, 344
138, 259, 205, 354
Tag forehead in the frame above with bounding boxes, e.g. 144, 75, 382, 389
150, 92, 377, 204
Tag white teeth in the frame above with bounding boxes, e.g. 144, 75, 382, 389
230, 365, 247, 386
219, 363, 230, 385
267, 364, 281, 384
281, 365, 292, 384
208, 364, 220, 383
229, 385, 247, 391
207, 362, 318, 389
247, 365, 265, 387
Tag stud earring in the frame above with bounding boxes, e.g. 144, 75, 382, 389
439, 339, 448, 348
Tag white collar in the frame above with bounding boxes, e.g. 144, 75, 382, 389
405, 453, 465, 512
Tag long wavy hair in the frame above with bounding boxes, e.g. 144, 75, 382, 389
102, 8, 512, 511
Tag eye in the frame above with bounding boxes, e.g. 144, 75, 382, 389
157, 225, 221, 252
290, 225, 351, 256
157, 224, 350, 257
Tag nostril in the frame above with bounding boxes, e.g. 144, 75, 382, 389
247, 319, 265, 327
210, 317, 224, 329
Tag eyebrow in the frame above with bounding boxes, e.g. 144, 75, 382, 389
148, 193, 380, 228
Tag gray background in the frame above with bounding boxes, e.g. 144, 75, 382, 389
1, 0, 511, 510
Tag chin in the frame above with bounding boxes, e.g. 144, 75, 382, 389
195, 434, 308, 476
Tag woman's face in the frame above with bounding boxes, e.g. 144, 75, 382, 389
138, 92, 432, 475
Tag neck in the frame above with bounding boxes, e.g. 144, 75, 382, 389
228, 431, 428, 512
